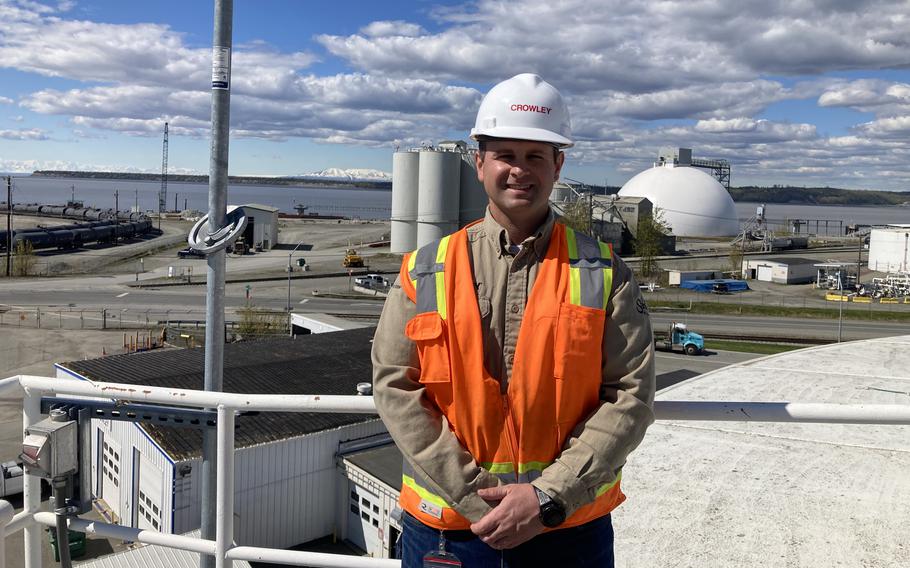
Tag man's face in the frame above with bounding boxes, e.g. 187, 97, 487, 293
475, 139, 564, 223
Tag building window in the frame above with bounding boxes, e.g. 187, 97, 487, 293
350, 504, 358, 515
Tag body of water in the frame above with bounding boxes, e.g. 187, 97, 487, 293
4, 176, 393, 219
4, 175, 908, 228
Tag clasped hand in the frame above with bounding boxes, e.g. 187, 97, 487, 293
469, 483, 545, 550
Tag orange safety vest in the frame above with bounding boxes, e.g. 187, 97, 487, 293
397, 221, 625, 530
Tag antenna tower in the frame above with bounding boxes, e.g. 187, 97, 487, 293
159, 122, 169, 218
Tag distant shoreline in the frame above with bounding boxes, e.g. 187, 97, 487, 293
30, 170, 392, 190
22, 170, 910, 206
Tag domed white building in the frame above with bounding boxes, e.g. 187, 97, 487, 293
618, 164, 740, 237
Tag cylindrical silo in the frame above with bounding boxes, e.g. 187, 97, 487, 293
458, 155, 487, 226
391, 151, 420, 253
417, 150, 460, 247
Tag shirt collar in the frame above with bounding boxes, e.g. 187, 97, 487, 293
481, 207, 556, 259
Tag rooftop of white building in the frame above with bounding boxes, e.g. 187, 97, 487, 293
615, 335, 910, 567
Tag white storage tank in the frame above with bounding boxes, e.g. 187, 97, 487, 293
417, 150, 460, 247
459, 154, 487, 226
391, 151, 419, 253
868, 228, 910, 273
618, 164, 740, 237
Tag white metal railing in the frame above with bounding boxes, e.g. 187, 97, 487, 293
3, 373, 910, 568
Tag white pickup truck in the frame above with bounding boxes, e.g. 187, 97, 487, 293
0, 461, 23, 497
353, 274, 390, 289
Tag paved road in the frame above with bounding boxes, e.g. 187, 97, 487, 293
649, 312, 906, 342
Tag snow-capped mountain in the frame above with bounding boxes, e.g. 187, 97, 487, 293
297, 168, 391, 181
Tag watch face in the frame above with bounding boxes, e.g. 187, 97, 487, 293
540, 502, 566, 528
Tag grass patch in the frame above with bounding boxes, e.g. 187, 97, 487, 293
707, 339, 803, 355
648, 300, 910, 322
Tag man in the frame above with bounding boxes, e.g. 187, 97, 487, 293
373, 73, 655, 567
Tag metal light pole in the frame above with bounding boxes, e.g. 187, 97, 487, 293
201, 1, 233, 567
6, 176, 11, 277
286, 241, 305, 312
837, 275, 844, 343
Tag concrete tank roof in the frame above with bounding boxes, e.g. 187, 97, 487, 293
615, 335, 910, 566
618, 164, 740, 237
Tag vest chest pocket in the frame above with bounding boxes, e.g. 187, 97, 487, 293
405, 311, 451, 383
553, 302, 605, 421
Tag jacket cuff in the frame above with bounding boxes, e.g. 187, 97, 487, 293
532, 461, 592, 518
450, 469, 501, 523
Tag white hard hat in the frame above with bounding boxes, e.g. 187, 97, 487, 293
471, 73, 573, 148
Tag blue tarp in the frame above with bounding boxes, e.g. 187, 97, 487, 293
679, 278, 750, 293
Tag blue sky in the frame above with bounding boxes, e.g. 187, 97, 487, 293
1, 0, 909, 190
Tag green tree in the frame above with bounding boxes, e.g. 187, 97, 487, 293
236, 302, 288, 338
633, 209, 670, 279
13, 240, 35, 276
729, 245, 745, 277
559, 198, 593, 236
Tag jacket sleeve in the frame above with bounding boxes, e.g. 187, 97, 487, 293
532, 255, 656, 516
372, 278, 502, 522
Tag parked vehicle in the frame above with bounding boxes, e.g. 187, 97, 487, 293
342, 248, 364, 268
0, 460, 24, 497
654, 322, 704, 355
354, 274, 389, 289
177, 247, 206, 259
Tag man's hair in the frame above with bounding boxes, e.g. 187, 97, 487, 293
477, 138, 561, 162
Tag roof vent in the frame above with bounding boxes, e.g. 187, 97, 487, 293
356, 382, 373, 396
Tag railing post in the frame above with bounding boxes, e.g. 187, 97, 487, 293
23, 389, 41, 568
0, 500, 13, 568
216, 405, 235, 568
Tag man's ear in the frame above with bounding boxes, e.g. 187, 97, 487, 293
475, 151, 485, 183
554, 151, 565, 181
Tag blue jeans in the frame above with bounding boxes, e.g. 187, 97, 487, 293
399, 512, 614, 567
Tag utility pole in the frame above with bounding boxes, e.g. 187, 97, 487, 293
71, 184, 75, 204
159, 122, 169, 229
6, 177, 11, 277
175, 192, 179, 213
201, 2, 232, 567
134, 189, 139, 212
114, 189, 119, 218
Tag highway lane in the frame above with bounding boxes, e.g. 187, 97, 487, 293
2, 283, 906, 339
649, 312, 907, 341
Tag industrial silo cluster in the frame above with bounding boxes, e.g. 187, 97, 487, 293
390, 141, 488, 253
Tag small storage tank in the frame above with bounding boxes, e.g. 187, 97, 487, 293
868, 228, 910, 273
391, 151, 420, 253
458, 154, 487, 226
417, 150, 460, 247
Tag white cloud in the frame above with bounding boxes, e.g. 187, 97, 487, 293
0, 96, 13, 104
360, 20, 425, 38
0, 127, 48, 140
855, 115, 910, 138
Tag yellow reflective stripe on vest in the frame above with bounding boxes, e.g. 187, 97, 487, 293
402, 474, 450, 509
565, 227, 582, 306
564, 226, 612, 309
407, 248, 418, 291
435, 235, 450, 320
599, 241, 613, 310
409, 235, 451, 319
595, 470, 622, 497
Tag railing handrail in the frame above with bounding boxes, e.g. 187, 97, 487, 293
4, 373, 910, 568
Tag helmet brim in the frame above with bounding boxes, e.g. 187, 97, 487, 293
470, 126, 573, 149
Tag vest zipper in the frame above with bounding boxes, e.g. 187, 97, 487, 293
502, 395, 520, 483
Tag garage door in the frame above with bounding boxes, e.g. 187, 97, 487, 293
135, 453, 164, 531
347, 483, 382, 555
100, 435, 122, 521
757, 265, 773, 281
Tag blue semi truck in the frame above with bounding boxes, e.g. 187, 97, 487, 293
654, 322, 704, 355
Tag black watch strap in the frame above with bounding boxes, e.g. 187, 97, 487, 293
533, 486, 566, 528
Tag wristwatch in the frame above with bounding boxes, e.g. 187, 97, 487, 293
533, 486, 566, 528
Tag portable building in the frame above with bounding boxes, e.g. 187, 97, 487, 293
238, 203, 279, 250
741, 257, 819, 284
